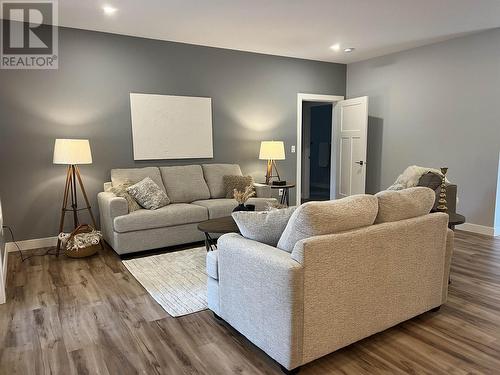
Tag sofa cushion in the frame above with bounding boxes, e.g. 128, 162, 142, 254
113, 203, 208, 233
111, 167, 166, 193
206, 250, 219, 280
277, 195, 378, 252
375, 187, 435, 224
202, 164, 243, 198
192, 197, 276, 219
127, 177, 170, 210
232, 207, 296, 247
160, 165, 210, 203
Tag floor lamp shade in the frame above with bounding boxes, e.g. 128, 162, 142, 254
53, 139, 92, 165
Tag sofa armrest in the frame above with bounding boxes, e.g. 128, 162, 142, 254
217, 233, 304, 370
253, 182, 272, 198
97, 192, 128, 243
98, 192, 128, 218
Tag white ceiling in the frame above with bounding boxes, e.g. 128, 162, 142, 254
51, 1, 500, 63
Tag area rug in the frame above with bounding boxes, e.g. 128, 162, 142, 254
122, 246, 208, 317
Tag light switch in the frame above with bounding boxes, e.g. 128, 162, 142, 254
291, 145, 296, 153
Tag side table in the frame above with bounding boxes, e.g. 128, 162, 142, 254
270, 183, 295, 206
448, 212, 465, 230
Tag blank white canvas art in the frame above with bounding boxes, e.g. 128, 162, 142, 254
130, 93, 214, 160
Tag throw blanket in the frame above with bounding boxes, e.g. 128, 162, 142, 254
387, 165, 447, 190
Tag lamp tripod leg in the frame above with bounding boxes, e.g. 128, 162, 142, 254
56, 166, 72, 256
75, 166, 102, 249
70, 165, 79, 228
75, 166, 98, 228
266, 160, 273, 185
273, 160, 281, 181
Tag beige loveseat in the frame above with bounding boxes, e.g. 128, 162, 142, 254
98, 164, 276, 255
207, 188, 453, 373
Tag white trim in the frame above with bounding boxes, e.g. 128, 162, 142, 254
6, 236, 57, 253
296, 93, 344, 206
0, 248, 6, 304
456, 223, 496, 236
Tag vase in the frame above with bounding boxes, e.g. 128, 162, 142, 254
232, 203, 255, 212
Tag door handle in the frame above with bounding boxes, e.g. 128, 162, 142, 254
355, 161, 364, 166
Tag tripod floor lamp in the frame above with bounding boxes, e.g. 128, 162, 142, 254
53, 139, 98, 256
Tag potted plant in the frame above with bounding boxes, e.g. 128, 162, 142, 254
233, 185, 256, 212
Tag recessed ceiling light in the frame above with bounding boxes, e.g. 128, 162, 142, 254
330, 44, 340, 51
344, 47, 355, 53
103, 5, 117, 15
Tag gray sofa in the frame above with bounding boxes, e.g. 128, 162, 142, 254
98, 164, 276, 255
207, 188, 453, 373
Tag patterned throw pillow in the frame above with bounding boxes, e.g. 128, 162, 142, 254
127, 177, 170, 210
223, 175, 254, 198
106, 182, 141, 213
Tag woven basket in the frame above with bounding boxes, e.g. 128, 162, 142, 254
64, 224, 100, 258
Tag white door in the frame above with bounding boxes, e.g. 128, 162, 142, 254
333, 96, 368, 198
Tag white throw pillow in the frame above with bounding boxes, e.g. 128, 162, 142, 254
127, 177, 170, 210
232, 207, 297, 247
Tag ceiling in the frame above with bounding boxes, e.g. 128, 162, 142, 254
33, 1, 500, 63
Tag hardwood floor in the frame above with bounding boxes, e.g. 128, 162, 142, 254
1, 231, 499, 374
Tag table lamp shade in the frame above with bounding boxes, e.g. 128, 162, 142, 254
259, 141, 285, 160
53, 139, 92, 165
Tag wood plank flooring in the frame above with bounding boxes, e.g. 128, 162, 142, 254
1, 231, 499, 374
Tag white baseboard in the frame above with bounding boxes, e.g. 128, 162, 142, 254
6, 236, 57, 253
456, 223, 496, 236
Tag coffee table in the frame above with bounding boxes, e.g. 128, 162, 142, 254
197, 216, 240, 251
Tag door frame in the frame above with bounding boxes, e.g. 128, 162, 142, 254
296, 93, 344, 206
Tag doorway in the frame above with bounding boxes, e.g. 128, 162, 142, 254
296, 93, 369, 206
301, 102, 333, 203
296, 93, 344, 205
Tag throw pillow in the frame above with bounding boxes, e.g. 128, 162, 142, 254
106, 182, 141, 212
223, 175, 254, 198
232, 207, 297, 247
127, 177, 170, 210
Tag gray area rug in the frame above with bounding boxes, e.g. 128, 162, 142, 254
122, 246, 208, 317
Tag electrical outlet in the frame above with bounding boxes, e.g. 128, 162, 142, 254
278, 188, 284, 196
291, 145, 296, 153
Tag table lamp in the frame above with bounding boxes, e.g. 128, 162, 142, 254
53, 139, 97, 255
259, 141, 285, 185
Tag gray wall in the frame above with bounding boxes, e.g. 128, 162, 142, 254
348, 28, 500, 227
0, 24, 345, 241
